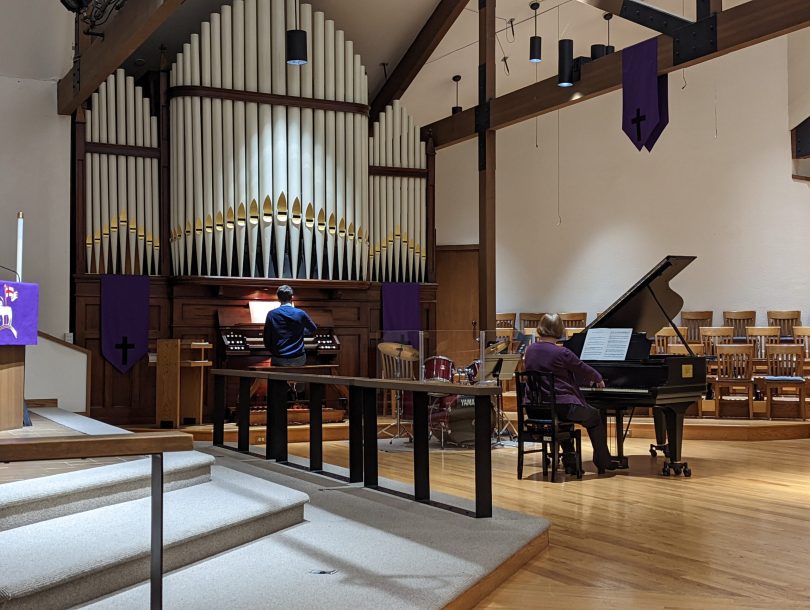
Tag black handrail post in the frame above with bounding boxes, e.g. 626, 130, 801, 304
309, 383, 324, 471
348, 386, 364, 483
413, 391, 430, 502
213, 374, 225, 446
362, 387, 379, 487
237, 377, 251, 452
270, 380, 289, 461
474, 394, 493, 517
150, 453, 164, 610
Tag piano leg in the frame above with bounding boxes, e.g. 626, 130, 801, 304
602, 408, 629, 470
661, 404, 691, 477
650, 409, 670, 458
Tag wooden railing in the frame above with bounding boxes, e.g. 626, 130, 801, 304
212, 369, 500, 518
0, 431, 193, 610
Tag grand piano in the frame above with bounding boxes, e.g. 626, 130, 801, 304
564, 255, 706, 477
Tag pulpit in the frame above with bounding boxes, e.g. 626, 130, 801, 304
0, 282, 39, 431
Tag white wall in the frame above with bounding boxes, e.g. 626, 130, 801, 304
431, 38, 810, 327
788, 30, 810, 129
0, 1, 73, 336
25, 335, 88, 413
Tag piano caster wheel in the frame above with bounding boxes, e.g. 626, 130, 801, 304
672, 465, 683, 476
649, 445, 657, 457
683, 463, 692, 478
662, 462, 671, 476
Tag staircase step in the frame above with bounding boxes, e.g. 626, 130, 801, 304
0, 465, 308, 610
0, 451, 215, 531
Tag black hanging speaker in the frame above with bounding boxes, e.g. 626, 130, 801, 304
286, 29, 307, 65
530, 36, 542, 63
558, 39, 574, 87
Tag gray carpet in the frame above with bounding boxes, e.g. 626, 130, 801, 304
82, 446, 549, 610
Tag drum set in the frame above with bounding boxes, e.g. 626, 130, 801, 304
422, 340, 511, 449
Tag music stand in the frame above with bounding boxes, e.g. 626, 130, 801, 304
482, 353, 521, 442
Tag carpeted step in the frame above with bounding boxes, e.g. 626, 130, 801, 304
0, 451, 215, 531
0, 465, 308, 610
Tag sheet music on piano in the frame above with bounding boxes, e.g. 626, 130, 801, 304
579, 328, 633, 361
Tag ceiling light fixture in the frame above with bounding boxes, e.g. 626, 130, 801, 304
604, 13, 615, 55
286, 1, 307, 65
529, 2, 542, 63
558, 39, 574, 87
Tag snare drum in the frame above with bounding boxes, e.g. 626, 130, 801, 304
424, 356, 455, 383
465, 360, 481, 384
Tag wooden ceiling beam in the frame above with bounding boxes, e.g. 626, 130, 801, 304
423, 0, 810, 149
370, 0, 470, 122
57, 0, 186, 116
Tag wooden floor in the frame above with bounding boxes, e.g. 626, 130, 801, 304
285, 437, 810, 609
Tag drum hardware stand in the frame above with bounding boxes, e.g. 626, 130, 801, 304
484, 355, 520, 445
379, 389, 414, 442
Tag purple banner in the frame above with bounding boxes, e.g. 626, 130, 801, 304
101, 275, 149, 374
645, 74, 670, 151
0, 282, 38, 346
622, 38, 666, 151
382, 283, 421, 347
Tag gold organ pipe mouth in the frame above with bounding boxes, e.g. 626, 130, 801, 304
138, 228, 145, 238
226, 208, 235, 229
147, 231, 153, 244
103, 225, 110, 237
328, 213, 336, 236
248, 199, 259, 225
262, 195, 273, 222
185, 221, 192, 236
205, 214, 214, 233
110, 217, 118, 232
338, 219, 346, 238
317, 209, 326, 232
119, 211, 127, 224
276, 193, 288, 223
357, 228, 364, 240
305, 203, 315, 229
348, 223, 355, 240
215, 211, 224, 231
85, 236, 92, 246
237, 203, 246, 227
394, 225, 401, 239
195, 218, 203, 235
291, 197, 302, 226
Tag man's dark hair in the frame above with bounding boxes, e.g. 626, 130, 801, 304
277, 285, 294, 303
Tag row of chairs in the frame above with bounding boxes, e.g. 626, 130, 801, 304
498, 310, 805, 341
654, 326, 810, 359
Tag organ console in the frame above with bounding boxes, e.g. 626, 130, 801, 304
564, 255, 707, 477
216, 304, 343, 423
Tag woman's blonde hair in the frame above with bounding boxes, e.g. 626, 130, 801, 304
538, 313, 565, 339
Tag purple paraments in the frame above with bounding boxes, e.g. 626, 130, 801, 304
0, 282, 38, 346
622, 38, 669, 151
101, 275, 149, 373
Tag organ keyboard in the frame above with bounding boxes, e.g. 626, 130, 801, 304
565, 255, 707, 477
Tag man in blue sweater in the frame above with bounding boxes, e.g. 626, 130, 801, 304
263, 285, 317, 367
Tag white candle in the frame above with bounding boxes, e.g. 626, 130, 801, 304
16, 212, 23, 281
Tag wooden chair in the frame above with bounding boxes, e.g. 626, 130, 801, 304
669, 343, 705, 356
713, 344, 755, 419
699, 326, 734, 357
496, 312, 517, 330
514, 370, 583, 482
764, 344, 806, 420
793, 327, 810, 374
520, 313, 545, 333
377, 342, 418, 417
724, 311, 756, 338
681, 311, 713, 343
767, 310, 801, 338
564, 327, 585, 339
653, 326, 688, 355
559, 312, 587, 329
745, 326, 780, 359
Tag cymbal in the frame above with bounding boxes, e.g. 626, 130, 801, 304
485, 339, 509, 355
378, 342, 419, 360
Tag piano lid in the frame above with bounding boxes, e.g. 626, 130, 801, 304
587, 255, 696, 337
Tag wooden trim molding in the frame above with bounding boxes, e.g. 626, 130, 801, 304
38, 331, 91, 356
85, 142, 161, 159
369, 166, 429, 178
169, 86, 369, 115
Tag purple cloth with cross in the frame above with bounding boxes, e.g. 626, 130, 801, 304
0, 282, 38, 346
101, 275, 149, 373
622, 37, 669, 151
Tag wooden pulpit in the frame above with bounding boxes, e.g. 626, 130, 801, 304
0, 345, 24, 431
154, 340, 212, 428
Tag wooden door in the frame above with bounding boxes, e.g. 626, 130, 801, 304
435, 246, 480, 368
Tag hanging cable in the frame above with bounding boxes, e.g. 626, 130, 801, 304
556, 109, 562, 226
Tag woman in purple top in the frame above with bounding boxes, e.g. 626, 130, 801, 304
523, 313, 616, 472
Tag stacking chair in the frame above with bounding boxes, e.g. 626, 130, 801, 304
653, 326, 688, 355
669, 343, 705, 356
496, 312, 517, 330
564, 327, 585, 340
377, 342, 418, 435
767, 310, 801, 339
793, 327, 810, 374
699, 327, 734, 358
514, 371, 583, 482
724, 311, 756, 339
520, 313, 546, 333
713, 344, 755, 418
764, 344, 806, 420
559, 312, 587, 329
681, 311, 713, 343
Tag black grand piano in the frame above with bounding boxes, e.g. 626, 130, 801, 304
564, 255, 706, 477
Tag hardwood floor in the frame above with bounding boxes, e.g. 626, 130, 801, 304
287, 437, 810, 609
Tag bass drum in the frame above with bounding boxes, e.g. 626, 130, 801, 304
428, 394, 496, 448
